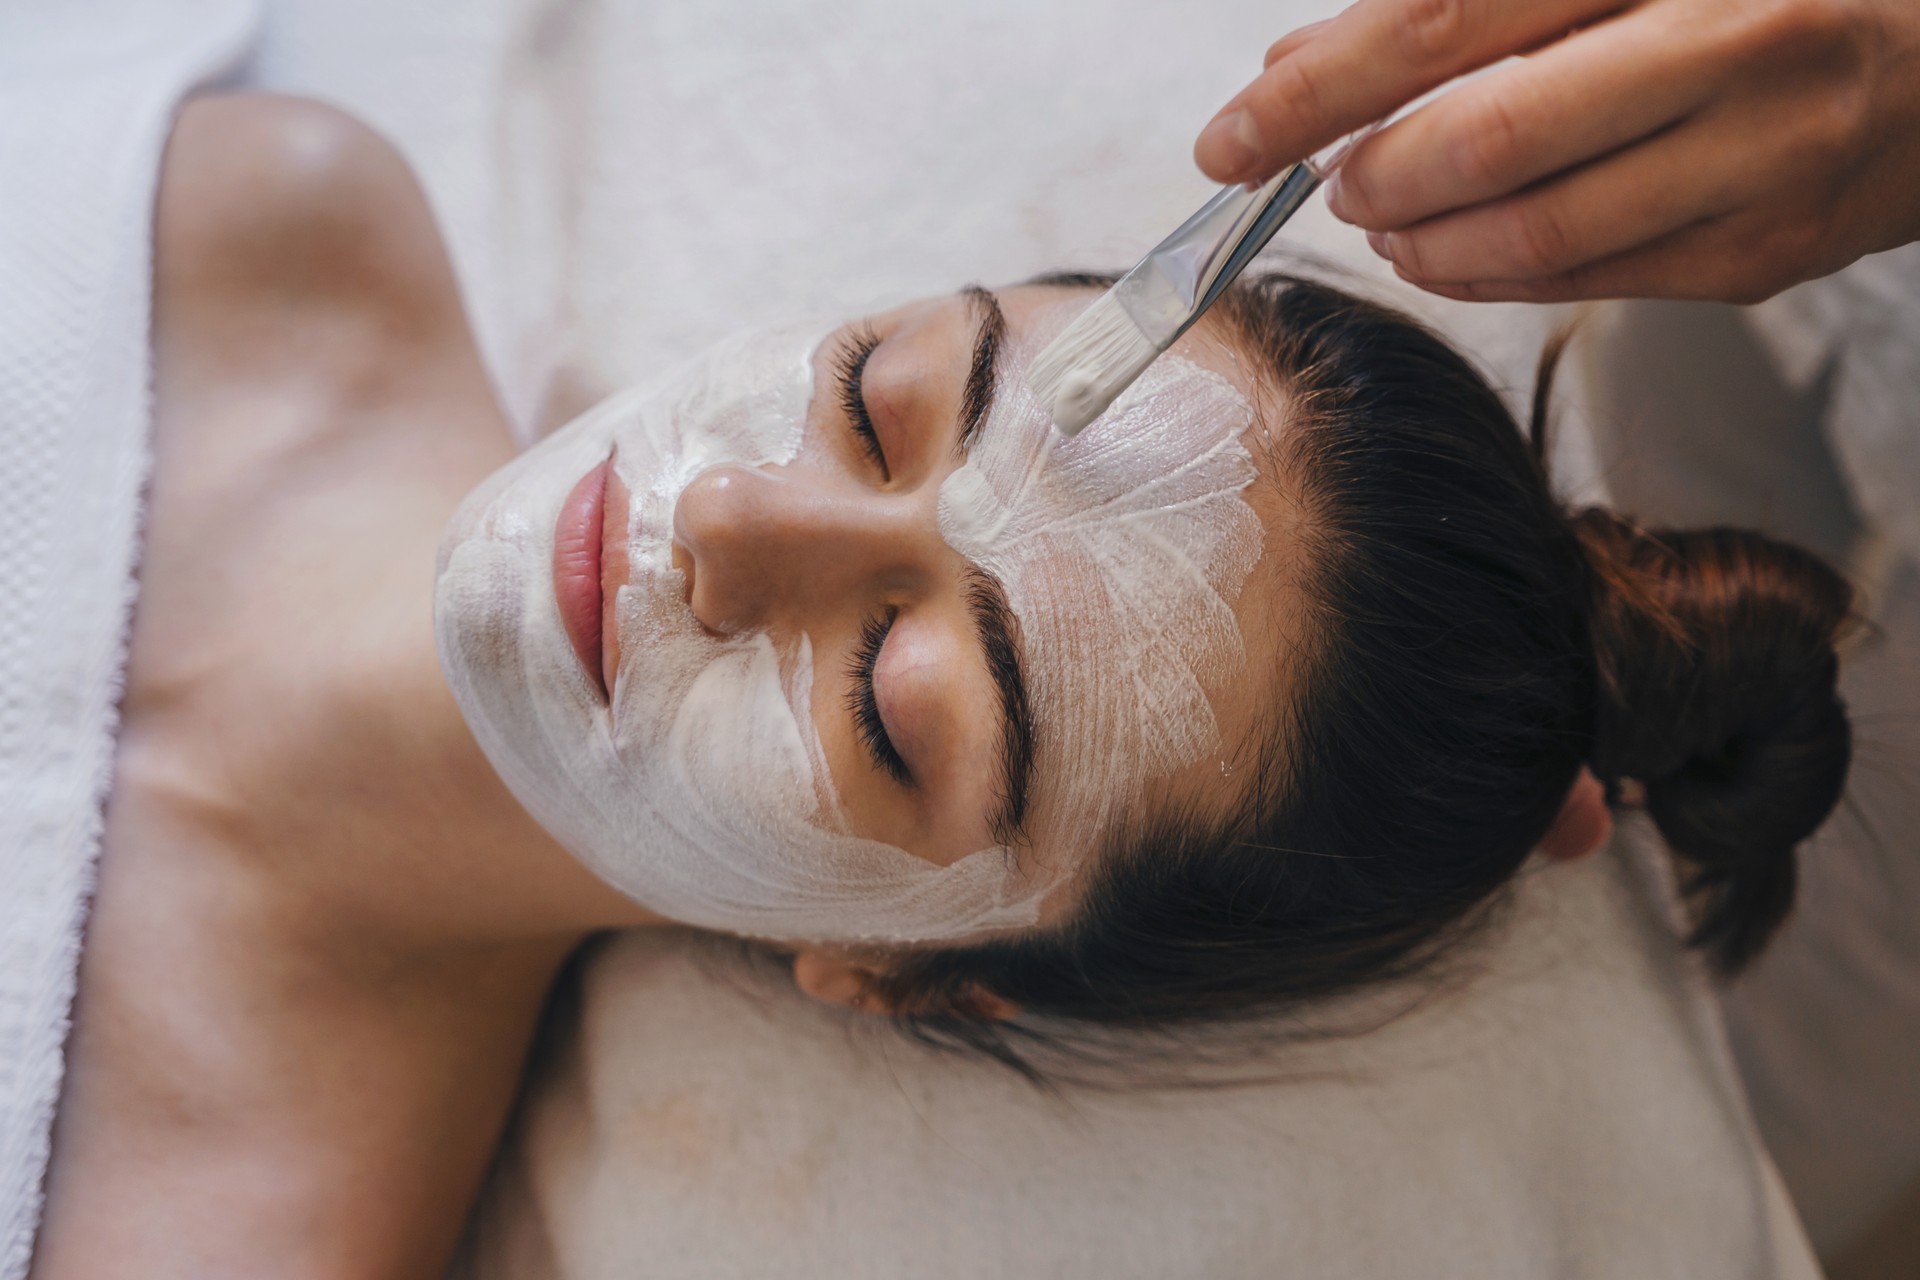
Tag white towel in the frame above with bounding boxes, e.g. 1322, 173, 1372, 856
1747, 245, 1920, 571
0, 3, 255, 1272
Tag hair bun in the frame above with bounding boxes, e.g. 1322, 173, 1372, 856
1573, 510, 1853, 973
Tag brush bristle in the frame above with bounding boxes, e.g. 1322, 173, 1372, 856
1027, 292, 1162, 436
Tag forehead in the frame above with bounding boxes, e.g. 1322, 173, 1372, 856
898, 283, 1300, 887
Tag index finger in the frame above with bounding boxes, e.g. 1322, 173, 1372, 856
1196, 0, 1628, 183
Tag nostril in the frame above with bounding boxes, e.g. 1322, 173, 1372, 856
671, 465, 765, 637
671, 541, 727, 637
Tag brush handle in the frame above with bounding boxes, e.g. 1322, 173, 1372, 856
1192, 163, 1323, 318
1188, 119, 1387, 322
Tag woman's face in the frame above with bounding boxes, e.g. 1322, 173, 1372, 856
434, 284, 1284, 945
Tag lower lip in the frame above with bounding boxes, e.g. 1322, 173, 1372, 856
600, 468, 632, 690
553, 459, 611, 698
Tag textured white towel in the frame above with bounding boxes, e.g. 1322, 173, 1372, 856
0, 3, 255, 1272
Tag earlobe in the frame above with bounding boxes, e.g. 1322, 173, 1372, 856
790, 949, 1021, 1021
791, 948, 878, 1010
1540, 768, 1613, 861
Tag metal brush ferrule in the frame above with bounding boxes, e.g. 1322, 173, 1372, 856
1111, 122, 1382, 348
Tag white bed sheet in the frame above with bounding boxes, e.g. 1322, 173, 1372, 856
451, 831, 1817, 1280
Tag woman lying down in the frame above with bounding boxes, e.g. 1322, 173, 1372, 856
35, 93, 1853, 1278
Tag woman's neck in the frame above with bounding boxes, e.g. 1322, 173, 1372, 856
34, 97, 659, 1279
36, 352, 607, 1280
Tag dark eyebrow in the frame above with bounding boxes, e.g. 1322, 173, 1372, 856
955, 284, 1005, 454
951, 285, 1030, 843
962, 565, 1034, 847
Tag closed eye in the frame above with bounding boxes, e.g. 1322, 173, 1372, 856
833, 322, 888, 480
846, 608, 910, 785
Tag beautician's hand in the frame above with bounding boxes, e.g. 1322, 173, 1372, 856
1194, 0, 1920, 303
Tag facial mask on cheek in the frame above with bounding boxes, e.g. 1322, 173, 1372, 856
434, 326, 1043, 942
938, 325, 1262, 828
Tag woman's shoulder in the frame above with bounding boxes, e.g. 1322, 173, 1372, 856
154, 93, 471, 391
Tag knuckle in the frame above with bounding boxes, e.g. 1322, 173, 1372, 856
1723, 0, 1853, 62
1450, 91, 1527, 190
1766, 136, 1845, 224
1259, 56, 1336, 134
1397, 0, 1473, 68
1806, 75, 1874, 160
1777, 0, 1854, 45
1511, 200, 1577, 276
1391, 230, 1428, 279
1264, 20, 1329, 69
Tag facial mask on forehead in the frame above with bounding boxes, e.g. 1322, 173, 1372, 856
435, 325, 1043, 942
938, 316, 1262, 827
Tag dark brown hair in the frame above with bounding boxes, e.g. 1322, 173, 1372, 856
875, 273, 1852, 1073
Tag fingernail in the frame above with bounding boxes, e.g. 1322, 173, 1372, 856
1366, 230, 1392, 260
1199, 110, 1262, 179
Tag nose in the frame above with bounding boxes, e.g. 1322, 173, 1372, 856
672, 464, 933, 634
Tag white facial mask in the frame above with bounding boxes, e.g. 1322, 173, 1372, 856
938, 318, 1263, 831
435, 311, 1263, 945
436, 325, 1044, 943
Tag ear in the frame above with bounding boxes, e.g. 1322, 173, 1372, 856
791, 947, 883, 1011
789, 947, 1020, 1020
1539, 767, 1612, 862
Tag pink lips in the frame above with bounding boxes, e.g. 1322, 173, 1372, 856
553, 459, 612, 698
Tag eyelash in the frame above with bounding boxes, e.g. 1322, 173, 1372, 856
846, 608, 910, 786
833, 323, 888, 478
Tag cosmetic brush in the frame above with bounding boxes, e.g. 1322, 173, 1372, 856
1030, 125, 1382, 436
